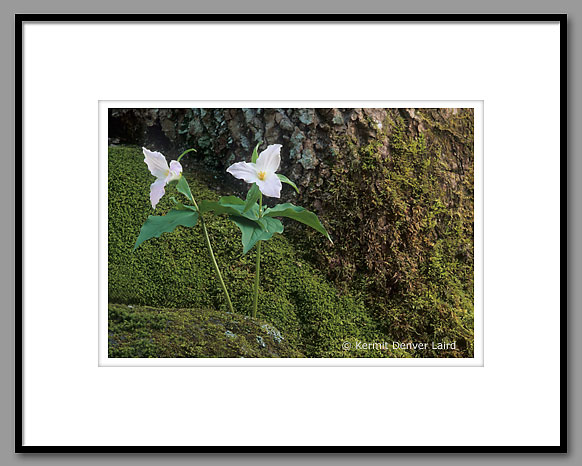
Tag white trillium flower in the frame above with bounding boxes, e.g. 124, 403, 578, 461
226, 144, 283, 198
142, 147, 183, 209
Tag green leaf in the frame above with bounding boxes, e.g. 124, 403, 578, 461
199, 196, 263, 226
229, 215, 284, 254
264, 203, 332, 243
243, 183, 260, 213
175, 175, 194, 203
251, 142, 261, 163
219, 195, 244, 205
170, 197, 197, 212
134, 209, 199, 250
199, 196, 252, 217
277, 174, 299, 193
198, 200, 242, 217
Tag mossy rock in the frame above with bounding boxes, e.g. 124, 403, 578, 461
108, 304, 304, 358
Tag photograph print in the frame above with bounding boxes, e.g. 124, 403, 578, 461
106, 106, 476, 360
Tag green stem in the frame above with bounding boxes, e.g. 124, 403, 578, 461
252, 193, 263, 318
177, 148, 197, 163
190, 193, 234, 314
252, 241, 261, 318
175, 153, 232, 313
200, 217, 235, 314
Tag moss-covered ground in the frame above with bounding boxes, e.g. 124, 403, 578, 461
108, 303, 304, 358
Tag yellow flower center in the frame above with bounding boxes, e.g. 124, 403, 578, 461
257, 171, 266, 181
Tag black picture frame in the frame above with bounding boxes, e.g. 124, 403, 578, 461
15, 13, 567, 454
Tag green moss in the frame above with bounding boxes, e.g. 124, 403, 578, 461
108, 303, 304, 358
290, 114, 475, 357
108, 145, 407, 358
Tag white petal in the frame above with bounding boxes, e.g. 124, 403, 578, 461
150, 178, 166, 209
166, 160, 183, 183
256, 144, 281, 173
143, 147, 169, 179
226, 161, 260, 184
257, 172, 282, 198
